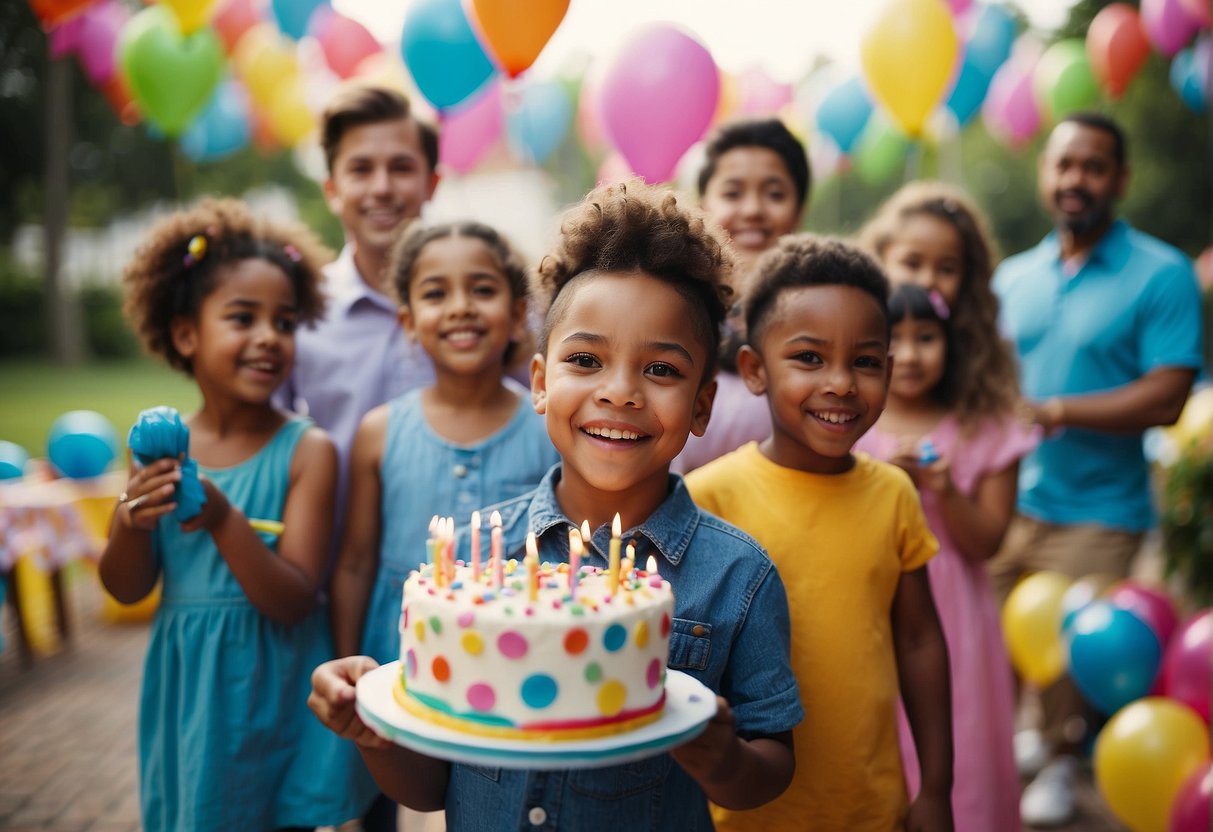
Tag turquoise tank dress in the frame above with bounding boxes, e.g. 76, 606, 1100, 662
138, 417, 366, 831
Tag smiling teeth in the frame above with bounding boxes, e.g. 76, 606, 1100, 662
584, 426, 642, 440
814, 411, 854, 424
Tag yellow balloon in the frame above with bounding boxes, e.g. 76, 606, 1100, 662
1168, 386, 1213, 451
860, 0, 959, 137
1094, 698, 1210, 832
1001, 570, 1071, 687
265, 84, 315, 147
232, 23, 301, 107
159, 0, 219, 36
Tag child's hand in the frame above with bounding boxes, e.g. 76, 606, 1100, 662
916, 456, 955, 496
117, 457, 181, 532
905, 788, 954, 832
179, 476, 231, 533
888, 437, 922, 477
308, 657, 392, 750
670, 696, 738, 783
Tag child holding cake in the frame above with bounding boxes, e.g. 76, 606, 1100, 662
309, 180, 803, 830
99, 198, 364, 830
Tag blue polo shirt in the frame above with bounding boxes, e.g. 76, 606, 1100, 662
993, 220, 1204, 530
445, 465, 803, 831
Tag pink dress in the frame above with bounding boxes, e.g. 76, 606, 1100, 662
856, 413, 1038, 832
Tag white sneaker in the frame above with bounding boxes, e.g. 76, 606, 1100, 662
1021, 756, 1078, 827
1014, 728, 1053, 777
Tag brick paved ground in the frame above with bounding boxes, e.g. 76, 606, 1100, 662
1, 569, 1126, 831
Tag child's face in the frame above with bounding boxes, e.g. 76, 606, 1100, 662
400, 235, 526, 377
882, 214, 964, 306
172, 259, 298, 404
739, 284, 890, 474
531, 271, 715, 502
889, 316, 947, 404
324, 119, 437, 261
701, 147, 802, 271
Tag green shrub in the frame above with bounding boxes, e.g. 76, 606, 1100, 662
80, 282, 138, 358
0, 261, 46, 356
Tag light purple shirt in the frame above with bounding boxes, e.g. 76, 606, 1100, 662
671, 370, 770, 475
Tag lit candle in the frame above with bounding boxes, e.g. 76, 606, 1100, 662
525, 531, 539, 602
568, 527, 583, 598
426, 515, 439, 568
646, 554, 662, 587
434, 517, 446, 588
580, 519, 591, 546
491, 510, 503, 590
470, 510, 481, 583
608, 513, 622, 595
444, 517, 455, 586
623, 541, 635, 581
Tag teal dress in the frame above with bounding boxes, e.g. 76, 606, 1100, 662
138, 418, 366, 831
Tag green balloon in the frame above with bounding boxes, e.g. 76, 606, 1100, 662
854, 118, 911, 185
1034, 39, 1100, 122
119, 6, 225, 137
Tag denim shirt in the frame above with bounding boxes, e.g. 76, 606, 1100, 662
445, 465, 803, 831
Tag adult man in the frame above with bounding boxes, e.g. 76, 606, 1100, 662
991, 112, 1204, 826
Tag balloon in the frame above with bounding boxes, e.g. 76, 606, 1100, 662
0, 440, 29, 480
231, 23, 299, 106
47, 410, 118, 479
1033, 39, 1099, 122
983, 42, 1042, 147
1002, 570, 1071, 687
211, 0, 263, 52
1060, 573, 1119, 631
576, 61, 609, 157
271, 0, 327, 40
1161, 610, 1212, 722
469, 0, 568, 78
1088, 4, 1152, 99
159, 0, 219, 35
735, 65, 794, 117
506, 80, 572, 165
945, 0, 971, 16
30, 0, 95, 28
852, 116, 911, 185
180, 78, 251, 162
1107, 580, 1179, 649
1067, 600, 1163, 715
439, 80, 503, 174
118, 6, 224, 137
1171, 39, 1211, 112
945, 53, 992, 126
1142, 0, 1203, 57
308, 7, 381, 79
965, 4, 1018, 78
860, 0, 959, 136
599, 25, 720, 183
815, 76, 874, 155
1094, 698, 1210, 832
1170, 762, 1212, 832
48, 0, 128, 87
1178, 0, 1212, 29
401, 0, 496, 111
263, 83, 315, 146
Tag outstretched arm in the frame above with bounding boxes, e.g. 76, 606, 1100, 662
1029, 367, 1196, 434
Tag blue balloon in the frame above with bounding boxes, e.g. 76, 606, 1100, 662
0, 440, 29, 480
965, 4, 1018, 79
1067, 601, 1163, 715
401, 0, 496, 111
946, 56, 992, 126
180, 80, 252, 164
506, 81, 573, 165
272, 0, 329, 40
1170, 45, 1209, 114
47, 410, 118, 480
816, 76, 873, 155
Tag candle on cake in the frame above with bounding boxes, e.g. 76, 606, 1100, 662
491, 510, 503, 590
568, 526, 583, 598
525, 531, 539, 602
609, 513, 622, 594
623, 541, 636, 580
426, 515, 439, 567
646, 555, 662, 587
470, 510, 481, 582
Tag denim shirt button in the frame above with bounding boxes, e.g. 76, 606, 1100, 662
692, 624, 706, 636
452, 464, 468, 478
527, 805, 547, 826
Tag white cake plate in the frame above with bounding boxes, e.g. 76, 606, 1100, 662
356, 661, 717, 770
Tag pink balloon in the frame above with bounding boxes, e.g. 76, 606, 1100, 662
1178, 0, 1212, 29
438, 80, 503, 175
982, 50, 1040, 148
1109, 580, 1180, 649
947, 0, 973, 16
576, 62, 609, 157
1162, 610, 1212, 723
736, 65, 793, 117
310, 7, 382, 79
599, 24, 720, 183
1170, 762, 1211, 832
596, 151, 633, 186
49, 0, 127, 86
1142, 0, 1202, 57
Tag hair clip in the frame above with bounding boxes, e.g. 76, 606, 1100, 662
928, 289, 951, 320
183, 234, 207, 268
283, 244, 302, 263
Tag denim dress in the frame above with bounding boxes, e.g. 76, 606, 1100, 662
444, 466, 804, 831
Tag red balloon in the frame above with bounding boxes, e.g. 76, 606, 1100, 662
30, 0, 95, 28
309, 7, 382, 79
1087, 3, 1152, 98
1162, 610, 1212, 723
1170, 762, 1211, 832
211, 0, 262, 53
1108, 579, 1179, 648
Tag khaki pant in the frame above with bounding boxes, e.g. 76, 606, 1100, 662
989, 515, 1144, 750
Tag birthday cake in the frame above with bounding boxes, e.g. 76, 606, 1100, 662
396, 557, 674, 741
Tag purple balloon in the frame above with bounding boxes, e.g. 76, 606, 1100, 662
1169, 761, 1211, 832
1162, 610, 1212, 723
982, 51, 1040, 146
49, 0, 129, 87
1142, 0, 1203, 57
1108, 580, 1179, 649
599, 25, 720, 183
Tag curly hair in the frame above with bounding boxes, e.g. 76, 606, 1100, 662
535, 179, 733, 383
746, 233, 889, 344
857, 181, 1020, 429
122, 198, 331, 375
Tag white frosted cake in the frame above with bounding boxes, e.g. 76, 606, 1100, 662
396, 559, 673, 741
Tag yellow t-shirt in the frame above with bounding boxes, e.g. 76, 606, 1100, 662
685, 443, 938, 832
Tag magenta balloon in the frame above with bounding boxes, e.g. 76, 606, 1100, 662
1109, 580, 1179, 648
983, 53, 1040, 147
1162, 610, 1212, 722
599, 24, 720, 183
1169, 762, 1211, 832
1178, 0, 1212, 29
947, 0, 973, 16
1142, 0, 1202, 57
438, 80, 503, 175
50, 0, 128, 86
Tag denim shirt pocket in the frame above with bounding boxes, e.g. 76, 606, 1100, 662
567, 754, 671, 799
667, 618, 711, 671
